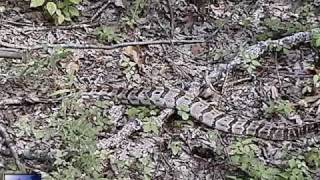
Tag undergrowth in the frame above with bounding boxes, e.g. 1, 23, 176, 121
44, 96, 112, 179
228, 138, 319, 180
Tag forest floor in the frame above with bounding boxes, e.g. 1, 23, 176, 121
1, 0, 320, 179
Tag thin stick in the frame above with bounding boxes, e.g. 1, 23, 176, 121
0, 49, 23, 59
166, 0, 175, 38
0, 39, 211, 50
23, 23, 100, 31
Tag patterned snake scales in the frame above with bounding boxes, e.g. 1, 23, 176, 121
82, 85, 320, 141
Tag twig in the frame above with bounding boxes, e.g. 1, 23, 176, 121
91, 1, 111, 22
0, 39, 211, 50
1, 20, 33, 27
224, 77, 252, 87
166, 0, 175, 38
23, 23, 100, 31
0, 48, 23, 59
0, 125, 25, 171
0, 41, 27, 49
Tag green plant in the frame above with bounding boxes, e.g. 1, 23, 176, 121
296, 3, 315, 19
142, 117, 160, 134
126, 106, 159, 119
45, 96, 112, 179
268, 42, 290, 55
228, 138, 280, 180
169, 141, 183, 156
108, 152, 156, 179
208, 48, 231, 61
256, 17, 308, 41
265, 100, 294, 117
94, 26, 122, 44
311, 28, 320, 48
228, 138, 316, 180
279, 157, 312, 180
305, 148, 320, 169
19, 57, 50, 77
263, 17, 286, 33
137, 156, 155, 180
120, 58, 138, 80
122, 0, 147, 28
240, 50, 262, 74
126, 106, 160, 134
177, 105, 190, 120
19, 48, 72, 77
30, 0, 81, 24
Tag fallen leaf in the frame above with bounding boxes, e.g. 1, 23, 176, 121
66, 61, 79, 75
123, 46, 144, 65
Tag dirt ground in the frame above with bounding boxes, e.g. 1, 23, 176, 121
0, 0, 320, 179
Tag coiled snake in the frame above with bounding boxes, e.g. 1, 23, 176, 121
82, 85, 320, 141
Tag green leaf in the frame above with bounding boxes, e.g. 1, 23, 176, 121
63, 7, 70, 18
69, 0, 81, 4
57, 2, 65, 8
46, 2, 57, 15
126, 108, 140, 118
177, 105, 189, 112
56, 9, 62, 16
288, 159, 296, 168
68, 6, 80, 17
181, 112, 189, 120
33, 129, 46, 139
170, 142, 181, 156
143, 121, 159, 134
30, 0, 45, 7
57, 14, 65, 24
143, 122, 152, 133
251, 60, 261, 66
149, 110, 158, 116
316, 38, 320, 47
64, 15, 72, 22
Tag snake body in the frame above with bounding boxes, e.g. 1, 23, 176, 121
82, 85, 320, 140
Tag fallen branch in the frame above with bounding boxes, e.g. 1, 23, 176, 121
166, 0, 175, 38
0, 39, 211, 50
23, 23, 100, 31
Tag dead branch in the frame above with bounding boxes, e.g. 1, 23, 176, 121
0, 39, 211, 50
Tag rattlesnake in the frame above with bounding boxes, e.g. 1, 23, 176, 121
82, 85, 320, 141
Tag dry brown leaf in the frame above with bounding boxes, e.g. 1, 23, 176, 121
66, 61, 80, 75
123, 46, 144, 65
